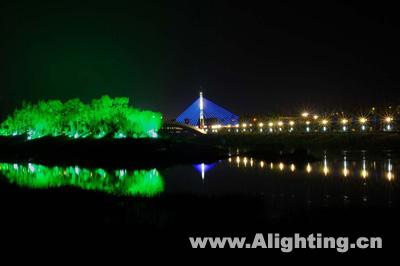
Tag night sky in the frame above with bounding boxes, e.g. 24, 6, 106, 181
1, 1, 400, 118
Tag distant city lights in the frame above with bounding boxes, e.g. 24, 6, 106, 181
202, 108, 397, 134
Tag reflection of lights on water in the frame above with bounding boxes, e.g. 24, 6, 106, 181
343, 168, 349, 177
323, 155, 329, 176
226, 156, 397, 184
361, 169, 368, 179
343, 156, 349, 177
361, 157, 368, 179
201, 163, 205, 180
323, 166, 329, 176
387, 172, 394, 181
387, 159, 394, 181
306, 163, 312, 174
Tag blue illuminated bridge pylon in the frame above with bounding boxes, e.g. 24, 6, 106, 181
176, 92, 239, 128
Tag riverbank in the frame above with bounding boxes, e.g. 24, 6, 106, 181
2, 133, 399, 168
191, 132, 400, 153
0, 136, 228, 169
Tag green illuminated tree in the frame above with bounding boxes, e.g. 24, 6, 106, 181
0, 95, 163, 140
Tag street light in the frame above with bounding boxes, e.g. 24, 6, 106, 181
359, 117, 368, 131
302, 112, 309, 118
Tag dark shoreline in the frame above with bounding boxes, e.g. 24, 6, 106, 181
0, 136, 228, 170
1, 132, 399, 168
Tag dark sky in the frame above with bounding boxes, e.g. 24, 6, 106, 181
1, 0, 400, 118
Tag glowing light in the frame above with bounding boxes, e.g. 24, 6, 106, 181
289, 121, 295, 126
201, 163, 205, 180
258, 123, 264, 128
268, 122, 274, 127
387, 159, 394, 182
279, 163, 284, 171
306, 127, 310, 132
290, 164, 296, 172
199, 92, 204, 110
242, 123, 247, 128
359, 117, 368, 124
342, 126, 347, 132
260, 161, 265, 168
323, 156, 329, 176
270, 163, 274, 170
306, 163, 312, 174
321, 119, 328, 125
343, 157, 349, 177
302, 112, 309, 118
313, 115, 319, 120
243, 157, 248, 167
250, 158, 254, 167
361, 158, 368, 179
361, 170, 368, 178
306, 121, 311, 125
341, 119, 349, 125
387, 172, 394, 181
385, 117, 393, 123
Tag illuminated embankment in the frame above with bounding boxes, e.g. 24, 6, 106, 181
0, 95, 163, 140
0, 163, 164, 197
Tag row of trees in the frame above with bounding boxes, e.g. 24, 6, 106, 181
0, 95, 163, 139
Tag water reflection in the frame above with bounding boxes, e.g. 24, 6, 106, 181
0, 162, 164, 197
343, 155, 349, 177
224, 154, 396, 182
387, 159, 395, 182
194, 163, 217, 180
